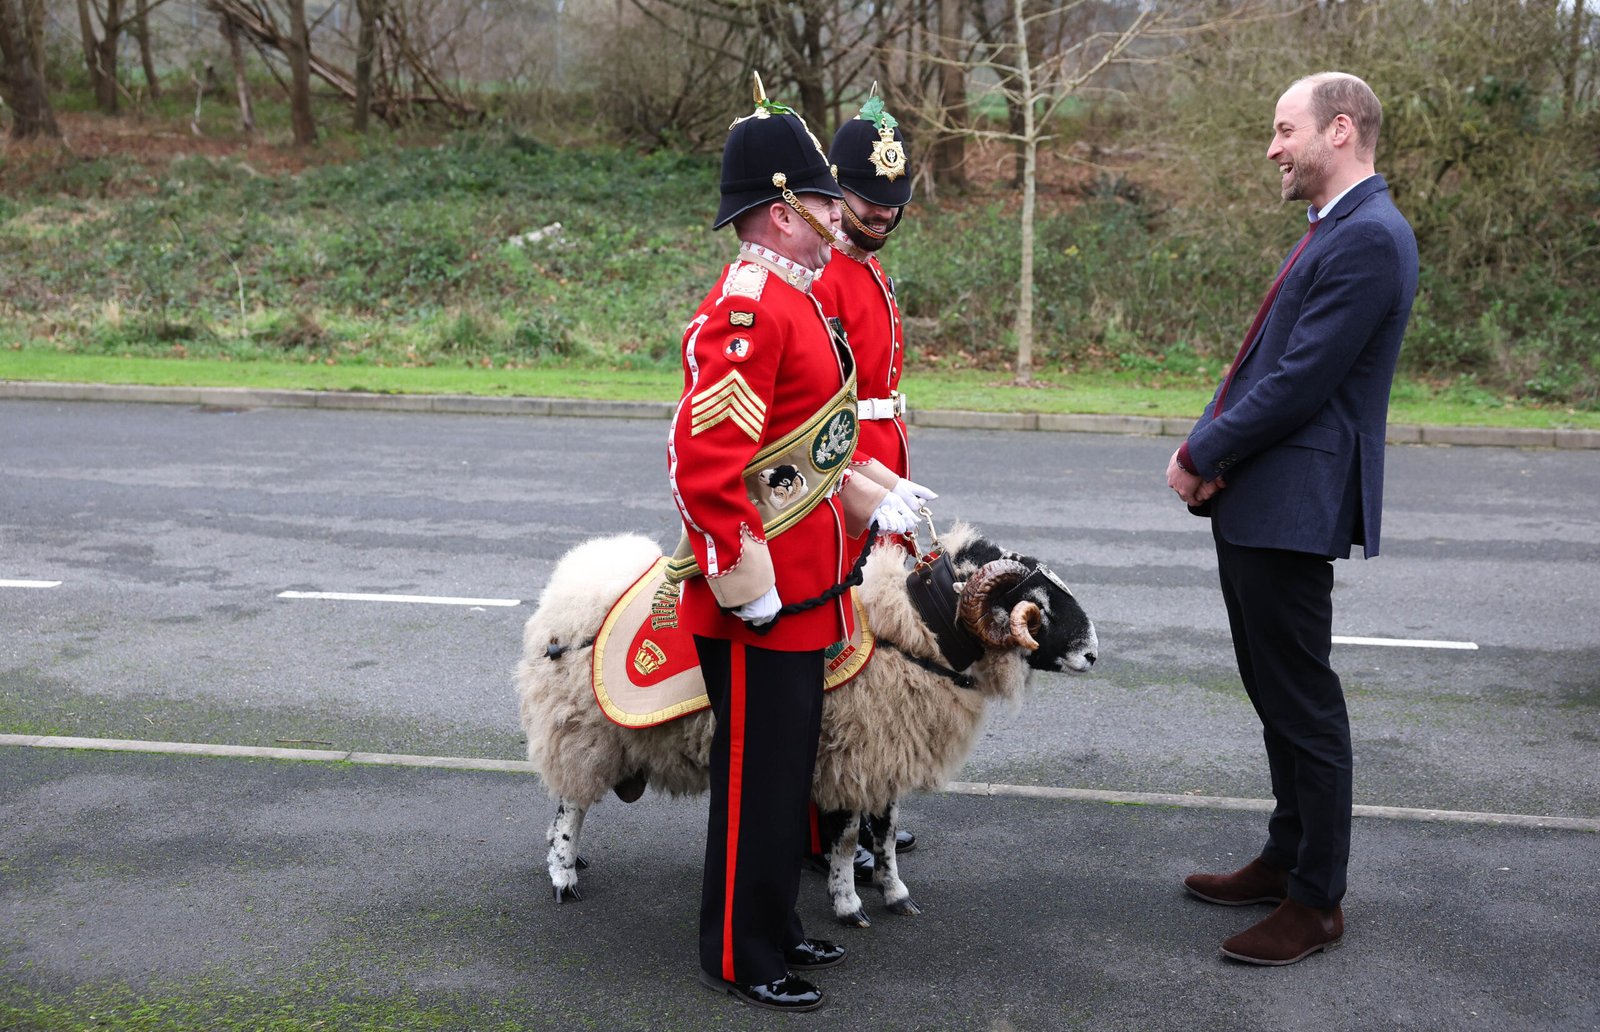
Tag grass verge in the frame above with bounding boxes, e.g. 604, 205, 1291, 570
4, 349, 1598, 430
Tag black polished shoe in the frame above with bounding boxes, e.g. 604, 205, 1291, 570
785, 938, 846, 970
896, 829, 917, 853
698, 970, 824, 1012
853, 843, 875, 884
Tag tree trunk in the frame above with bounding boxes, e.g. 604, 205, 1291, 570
754, 0, 826, 132
285, 0, 316, 145
795, 0, 827, 128
1561, 0, 1586, 121
76, 0, 123, 113
135, 0, 159, 99
0, 0, 60, 138
352, 0, 381, 132
932, 0, 968, 191
1006, 0, 1046, 188
22, 0, 42, 83
219, 11, 254, 132
1012, 0, 1035, 386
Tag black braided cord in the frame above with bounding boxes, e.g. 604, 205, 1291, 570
745, 521, 879, 635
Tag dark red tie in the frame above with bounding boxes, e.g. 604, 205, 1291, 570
1213, 219, 1320, 414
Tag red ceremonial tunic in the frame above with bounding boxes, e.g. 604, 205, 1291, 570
668, 251, 880, 652
813, 249, 910, 480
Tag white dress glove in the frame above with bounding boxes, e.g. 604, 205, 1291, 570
871, 490, 919, 535
892, 477, 938, 509
732, 586, 782, 626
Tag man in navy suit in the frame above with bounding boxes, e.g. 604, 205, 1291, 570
1166, 71, 1418, 966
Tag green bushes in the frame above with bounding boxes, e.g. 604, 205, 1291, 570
1, 135, 720, 369
1149, 0, 1600, 408
2, 100, 1593, 405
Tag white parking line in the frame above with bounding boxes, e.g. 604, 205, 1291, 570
945, 781, 1598, 832
2, 734, 1594, 832
1, 579, 61, 588
277, 590, 521, 607
1334, 635, 1478, 650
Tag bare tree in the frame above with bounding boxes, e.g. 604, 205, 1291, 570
1560, 0, 1592, 121
206, 0, 480, 129
920, 0, 1165, 383
620, 0, 886, 136
284, 0, 316, 143
0, 0, 59, 138
21, 0, 42, 84
76, 0, 126, 113
135, 0, 160, 99
930, 0, 968, 189
352, 0, 383, 131
219, 8, 255, 131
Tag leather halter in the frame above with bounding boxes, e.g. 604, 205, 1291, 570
905, 551, 985, 672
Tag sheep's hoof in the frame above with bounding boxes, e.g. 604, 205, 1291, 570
553, 884, 583, 904
836, 908, 871, 929
886, 896, 922, 917
576, 855, 589, 870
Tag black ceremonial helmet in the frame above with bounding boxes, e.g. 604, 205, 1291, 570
714, 72, 843, 232
829, 85, 912, 241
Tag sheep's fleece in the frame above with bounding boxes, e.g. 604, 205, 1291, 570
515, 522, 1098, 919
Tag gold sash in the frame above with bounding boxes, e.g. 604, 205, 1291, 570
666, 371, 859, 582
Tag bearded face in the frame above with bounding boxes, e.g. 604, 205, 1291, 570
841, 191, 899, 252
1281, 128, 1334, 204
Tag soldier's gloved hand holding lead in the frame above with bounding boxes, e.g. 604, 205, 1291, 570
892, 477, 938, 509
732, 586, 782, 626
871, 491, 919, 535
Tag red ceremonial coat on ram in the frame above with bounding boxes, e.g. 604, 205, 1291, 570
668, 250, 889, 652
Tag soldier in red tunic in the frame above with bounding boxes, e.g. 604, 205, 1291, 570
808, 88, 933, 875
813, 89, 932, 518
669, 75, 918, 1013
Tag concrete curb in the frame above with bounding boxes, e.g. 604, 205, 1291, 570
3, 379, 1595, 449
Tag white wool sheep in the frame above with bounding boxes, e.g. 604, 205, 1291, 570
515, 522, 1098, 926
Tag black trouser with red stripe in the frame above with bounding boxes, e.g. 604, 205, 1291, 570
1213, 527, 1352, 909
694, 635, 825, 985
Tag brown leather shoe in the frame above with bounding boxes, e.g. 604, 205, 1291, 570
1220, 898, 1344, 966
1183, 858, 1288, 906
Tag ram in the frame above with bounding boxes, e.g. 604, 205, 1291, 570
516, 522, 1098, 926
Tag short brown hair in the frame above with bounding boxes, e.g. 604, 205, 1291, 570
1296, 72, 1383, 156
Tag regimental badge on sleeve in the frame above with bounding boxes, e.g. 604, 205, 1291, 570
724, 337, 753, 363
729, 311, 755, 327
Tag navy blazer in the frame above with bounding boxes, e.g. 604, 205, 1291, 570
1186, 175, 1418, 559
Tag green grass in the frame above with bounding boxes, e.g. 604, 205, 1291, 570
6, 348, 1598, 429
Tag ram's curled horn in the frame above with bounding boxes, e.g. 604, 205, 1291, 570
957, 559, 1033, 650
1008, 601, 1042, 652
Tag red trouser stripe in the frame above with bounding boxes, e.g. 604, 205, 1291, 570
807, 802, 821, 854
721, 642, 747, 983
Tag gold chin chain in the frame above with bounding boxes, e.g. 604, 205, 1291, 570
841, 200, 889, 242
773, 172, 837, 244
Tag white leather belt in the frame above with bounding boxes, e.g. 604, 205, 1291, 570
857, 392, 906, 420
